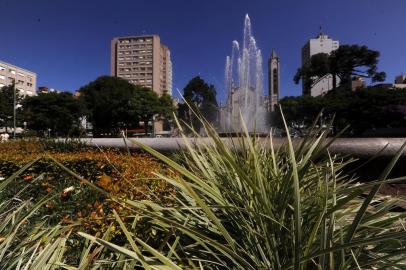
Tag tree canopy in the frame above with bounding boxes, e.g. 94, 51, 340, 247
276, 87, 406, 136
79, 76, 141, 136
294, 44, 386, 92
178, 76, 218, 131
128, 87, 169, 135
0, 84, 23, 133
79, 76, 175, 136
22, 92, 86, 137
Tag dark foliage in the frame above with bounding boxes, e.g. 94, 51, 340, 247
276, 87, 406, 136
0, 84, 23, 132
295, 44, 386, 92
79, 76, 139, 136
178, 76, 218, 132
22, 92, 86, 137
79, 76, 175, 136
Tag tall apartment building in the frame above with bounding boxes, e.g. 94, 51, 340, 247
111, 35, 172, 96
268, 49, 280, 112
301, 31, 339, 96
0, 60, 36, 96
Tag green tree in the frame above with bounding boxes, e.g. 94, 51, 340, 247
294, 53, 330, 93
277, 87, 406, 136
178, 76, 218, 131
159, 93, 176, 119
294, 44, 386, 92
78, 76, 139, 136
275, 95, 324, 136
159, 93, 176, 131
80, 76, 176, 137
130, 89, 176, 135
0, 84, 23, 133
129, 87, 161, 136
22, 92, 86, 137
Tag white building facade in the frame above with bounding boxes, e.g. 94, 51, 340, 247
301, 32, 339, 96
395, 74, 406, 84
0, 60, 36, 96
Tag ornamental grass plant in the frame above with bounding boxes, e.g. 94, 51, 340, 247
0, 113, 406, 269
74, 113, 406, 269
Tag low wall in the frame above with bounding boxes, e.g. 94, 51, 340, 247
76, 137, 406, 158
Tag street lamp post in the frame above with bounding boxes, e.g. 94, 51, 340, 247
13, 79, 16, 139
152, 115, 156, 137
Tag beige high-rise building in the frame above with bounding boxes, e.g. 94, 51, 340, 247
0, 60, 36, 96
111, 35, 172, 96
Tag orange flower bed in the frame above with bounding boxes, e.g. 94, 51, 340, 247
0, 140, 176, 236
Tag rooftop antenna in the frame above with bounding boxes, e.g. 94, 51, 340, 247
319, 25, 323, 36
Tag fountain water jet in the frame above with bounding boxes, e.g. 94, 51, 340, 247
220, 14, 269, 133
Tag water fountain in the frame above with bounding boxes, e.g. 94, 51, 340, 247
220, 14, 270, 133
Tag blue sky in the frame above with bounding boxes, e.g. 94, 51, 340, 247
1, 0, 405, 102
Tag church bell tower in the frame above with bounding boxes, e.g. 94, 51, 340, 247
268, 49, 280, 112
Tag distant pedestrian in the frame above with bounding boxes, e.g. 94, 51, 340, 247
0, 133, 9, 142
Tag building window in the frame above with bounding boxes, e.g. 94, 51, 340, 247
9, 69, 16, 74
0, 75, 5, 80
0, 66, 5, 71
